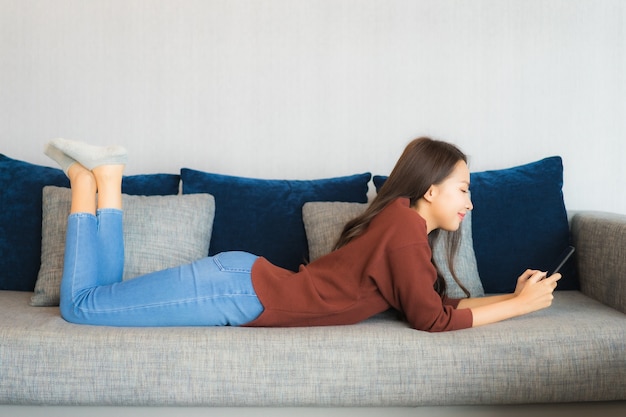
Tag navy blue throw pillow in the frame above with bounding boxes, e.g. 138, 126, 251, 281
181, 169, 371, 271
372, 175, 387, 192
470, 157, 576, 293
0, 155, 69, 291
120, 174, 181, 197
373, 156, 577, 293
0, 154, 180, 291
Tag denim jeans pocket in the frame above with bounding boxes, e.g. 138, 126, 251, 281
212, 251, 258, 273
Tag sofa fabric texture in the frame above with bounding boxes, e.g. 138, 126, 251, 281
1, 288, 624, 406
572, 211, 626, 314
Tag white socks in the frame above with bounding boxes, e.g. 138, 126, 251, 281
43, 142, 77, 175
44, 138, 128, 174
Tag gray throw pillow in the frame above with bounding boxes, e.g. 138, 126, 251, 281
31, 186, 215, 306
303, 201, 369, 262
430, 209, 484, 298
302, 201, 484, 299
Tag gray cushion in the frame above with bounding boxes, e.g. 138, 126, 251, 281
302, 201, 484, 298
303, 201, 369, 262
31, 186, 215, 306
2, 290, 624, 406
431, 209, 484, 298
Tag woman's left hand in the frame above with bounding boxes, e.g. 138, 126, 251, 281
514, 269, 544, 295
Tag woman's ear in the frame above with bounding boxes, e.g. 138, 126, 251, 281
423, 185, 437, 202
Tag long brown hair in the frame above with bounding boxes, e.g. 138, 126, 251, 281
334, 137, 470, 298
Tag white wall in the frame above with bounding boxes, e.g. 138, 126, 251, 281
1, 0, 625, 214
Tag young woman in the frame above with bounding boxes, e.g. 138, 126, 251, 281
44, 137, 560, 331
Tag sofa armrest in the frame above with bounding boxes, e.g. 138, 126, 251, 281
570, 211, 626, 314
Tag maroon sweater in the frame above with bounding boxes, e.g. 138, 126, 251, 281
246, 198, 473, 331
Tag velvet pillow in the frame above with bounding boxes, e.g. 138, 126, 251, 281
181, 169, 371, 271
0, 154, 69, 291
31, 186, 215, 306
372, 175, 387, 193
0, 154, 181, 291
470, 157, 576, 293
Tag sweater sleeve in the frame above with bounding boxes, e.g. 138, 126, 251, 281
442, 296, 463, 308
384, 243, 473, 332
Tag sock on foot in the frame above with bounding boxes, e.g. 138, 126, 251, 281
48, 138, 128, 171
44, 142, 77, 175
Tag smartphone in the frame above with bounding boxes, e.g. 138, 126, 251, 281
545, 245, 575, 277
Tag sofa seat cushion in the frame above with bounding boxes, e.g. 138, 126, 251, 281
1, 290, 624, 406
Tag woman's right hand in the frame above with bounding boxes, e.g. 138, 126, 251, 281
513, 269, 541, 296
469, 270, 562, 328
514, 270, 561, 314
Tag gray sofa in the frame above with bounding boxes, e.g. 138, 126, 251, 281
1, 212, 625, 409
0, 154, 625, 412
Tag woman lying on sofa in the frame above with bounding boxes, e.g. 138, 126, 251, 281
44, 137, 560, 331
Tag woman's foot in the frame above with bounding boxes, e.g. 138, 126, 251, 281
46, 138, 128, 171
44, 142, 77, 175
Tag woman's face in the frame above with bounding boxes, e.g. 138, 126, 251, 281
424, 160, 473, 232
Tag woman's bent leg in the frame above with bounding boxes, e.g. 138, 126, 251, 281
60, 249, 264, 327
96, 209, 124, 285
60, 213, 101, 314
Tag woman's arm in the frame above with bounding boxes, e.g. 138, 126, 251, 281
457, 269, 537, 309
458, 269, 561, 327
456, 293, 514, 309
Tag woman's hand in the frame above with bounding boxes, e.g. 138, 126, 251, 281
514, 269, 543, 296
513, 270, 561, 315
468, 269, 561, 328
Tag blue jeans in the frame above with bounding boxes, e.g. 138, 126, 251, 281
60, 209, 264, 327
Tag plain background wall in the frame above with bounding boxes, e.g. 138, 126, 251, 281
1, 0, 625, 214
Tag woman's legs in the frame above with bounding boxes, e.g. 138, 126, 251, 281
93, 165, 126, 285
62, 251, 264, 327
60, 157, 128, 315
48, 139, 264, 327
64, 161, 125, 287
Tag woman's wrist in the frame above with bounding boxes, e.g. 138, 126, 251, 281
469, 296, 527, 327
